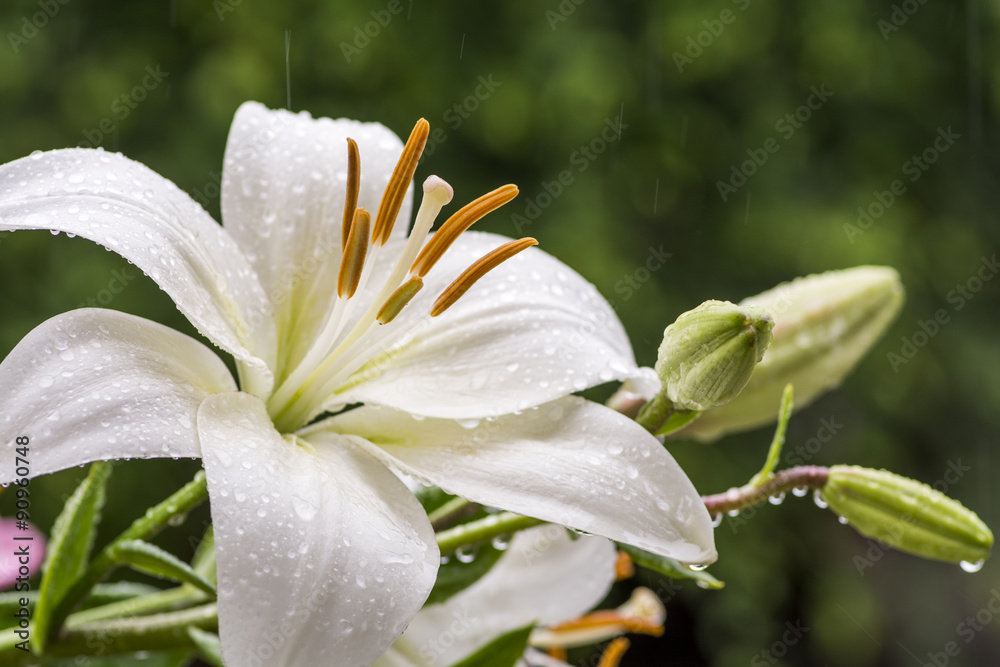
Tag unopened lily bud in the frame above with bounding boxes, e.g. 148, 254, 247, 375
655, 300, 773, 411
822, 465, 993, 566
677, 266, 904, 441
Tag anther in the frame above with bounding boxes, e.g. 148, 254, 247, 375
341, 138, 360, 252
410, 184, 518, 278
597, 638, 630, 667
377, 277, 424, 324
430, 237, 537, 317
337, 208, 371, 299
373, 119, 430, 246
615, 551, 635, 581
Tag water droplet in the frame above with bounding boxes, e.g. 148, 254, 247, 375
455, 546, 477, 564
490, 535, 510, 551
292, 496, 318, 521
769, 492, 786, 506
792, 486, 808, 498
688, 562, 709, 572
838, 516, 848, 525
727, 509, 740, 517
813, 489, 828, 509
711, 513, 723, 527
960, 559, 985, 573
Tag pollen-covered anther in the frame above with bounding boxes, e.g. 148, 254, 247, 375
597, 638, 630, 667
410, 184, 519, 278
373, 119, 430, 246
337, 207, 371, 299
430, 237, 537, 317
341, 138, 361, 252
614, 550, 635, 581
377, 277, 424, 324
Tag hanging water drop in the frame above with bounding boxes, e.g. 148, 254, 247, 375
711, 513, 723, 527
490, 535, 511, 551
792, 486, 808, 497
455, 546, 477, 563
960, 559, 985, 573
688, 562, 709, 572
813, 489, 828, 509
726, 509, 740, 518
838, 516, 848, 525
769, 492, 786, 506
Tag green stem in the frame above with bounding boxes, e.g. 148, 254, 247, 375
67, 586, 210, 627
703, 465, 830, 515
634, 391, 675, 432
436, 513, 545, 555
749, 384, 794, 488
428, 497, 481, 531
47, 471, 210, 646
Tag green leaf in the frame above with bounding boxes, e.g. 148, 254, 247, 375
80, 582, 163, 610
447, 624, 534, 667
109, 540, 217, 596
191, 526, 217, 584
187, 627, 224, 667
35, 461, 113, 650
654, 408, 701, 436
416, 485, 457, 514
619, 544, 724, 589
427, 543, 505, 606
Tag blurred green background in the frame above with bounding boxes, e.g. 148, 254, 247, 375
2, 0, 1000, 665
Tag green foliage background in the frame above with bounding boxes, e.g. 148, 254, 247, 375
2, 1, 999, 665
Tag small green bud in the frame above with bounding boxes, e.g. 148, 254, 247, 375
677, 266, 904, 441
655, 300, 774, 411
823, 465, 993, 566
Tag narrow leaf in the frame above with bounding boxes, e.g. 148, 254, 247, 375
447, 625, 534, 667
187, 627, 224, 667
109, 540, 216, 596
619, 544, 724, 589
35, 461, 113, 649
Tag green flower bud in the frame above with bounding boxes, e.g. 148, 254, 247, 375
677, 266, 904, 441
655, 300, 774, 411
822, 465, 993, 566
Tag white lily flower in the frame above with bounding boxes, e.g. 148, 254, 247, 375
375, 526, 660, 667
0, 102, 714, 667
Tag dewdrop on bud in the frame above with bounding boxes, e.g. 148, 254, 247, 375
822, 465, 993, 566
655, 300, 773, 411
677, 266, 904, 441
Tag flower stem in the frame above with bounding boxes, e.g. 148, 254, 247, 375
436, 512, 544, 555
427, 497, 482, 531
634, 392, 674, 432
702, 466, 830, 515
46, 471, 210, 645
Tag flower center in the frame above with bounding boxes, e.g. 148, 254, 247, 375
267, 119, 533, 431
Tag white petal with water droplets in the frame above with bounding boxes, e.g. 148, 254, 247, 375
330, 231, 644, 420
0, 309, 236, 483
378, 527, 616, 667
309, 396, 716, 565
222, 102, 410, 374
0, 148, 276, 396
198, 392, 437, 667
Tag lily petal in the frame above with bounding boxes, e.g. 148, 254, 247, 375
197, 392, 437, 667
332, 231, 644, 420
0, 309, 236, 483
222, 102, 410, 373
0, 148, 277, 396
380, 527, 616, 667
310, 396, 716, 565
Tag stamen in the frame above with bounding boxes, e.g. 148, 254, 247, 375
373, 119, 430, 246
430, 237, 538, 317
546, 648, 567, 662
341, 138, 361, 252
597, 638, 630, 667
377, 277, 424, 324
337, 208, 371, 299
530, 587, 665, 649
410, 184, 519, 277
615, 551, 635, 581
